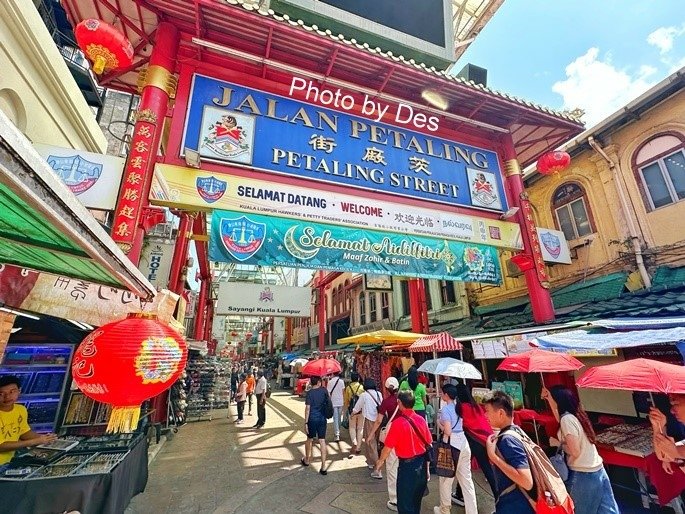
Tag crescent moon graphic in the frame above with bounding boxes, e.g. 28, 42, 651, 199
283, 226, 320, 260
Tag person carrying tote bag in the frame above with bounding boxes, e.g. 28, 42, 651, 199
435, 385, 477, 514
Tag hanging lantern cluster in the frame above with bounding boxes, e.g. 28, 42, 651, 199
537, 150, 571, 175
74, 19, 134, 75
72, 313, 188, 433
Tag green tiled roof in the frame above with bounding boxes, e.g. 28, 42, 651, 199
451, 273, 685, 338
652, 266, 685, 288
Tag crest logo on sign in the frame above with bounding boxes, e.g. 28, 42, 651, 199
201, 111, 253, 161
46, 154, 103, 194
196, 176, 227, 203
259, 287, 274, 302
219, 216, 266, 262
540, 231, 562, 258
464, 246, 485, 273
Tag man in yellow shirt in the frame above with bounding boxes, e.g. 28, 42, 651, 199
0, 375, 57, 465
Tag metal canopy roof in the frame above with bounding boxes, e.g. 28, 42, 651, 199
0, 110, 156, 299
59, 0, 583, 167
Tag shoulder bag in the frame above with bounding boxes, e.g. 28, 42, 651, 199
324, 388, 334, 419
403, 414, 435, 467
379, 402, 399, 444
434, 413, 461, 478
550, 413, 570, 482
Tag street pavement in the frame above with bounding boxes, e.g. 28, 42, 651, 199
127, 388, 497, 514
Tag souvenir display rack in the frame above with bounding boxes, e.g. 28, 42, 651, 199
185, 353, 216, 421
213, 357, 231, 409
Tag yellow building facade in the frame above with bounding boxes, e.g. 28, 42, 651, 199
0, 0, 106, 152
471, 69, 685, 308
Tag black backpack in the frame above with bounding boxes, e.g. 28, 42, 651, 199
347, 384, 360, 415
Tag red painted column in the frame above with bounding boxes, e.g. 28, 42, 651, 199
193, 278, 208, 340
167, 212, 192, 294
269, 318, 275, 354
408, 278, 422, 333
111, 22, 180, 263
502, 136, 555, 323
285, 318, 292, 352
417, 279, 430, 333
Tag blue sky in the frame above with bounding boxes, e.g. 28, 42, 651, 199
458, 0, 685, 126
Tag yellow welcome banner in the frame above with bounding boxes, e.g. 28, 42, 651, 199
151, 163, 522, 250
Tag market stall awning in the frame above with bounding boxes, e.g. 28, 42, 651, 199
338, 329, 423, 345
0, 110, 155, 299
534, 325, 685, 351
409, 332, 464, 353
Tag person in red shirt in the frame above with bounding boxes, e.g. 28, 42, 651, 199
450, 384, 497, 505
374, 390, 432, 514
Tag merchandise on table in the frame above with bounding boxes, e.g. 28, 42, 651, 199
595, 423, 654, 457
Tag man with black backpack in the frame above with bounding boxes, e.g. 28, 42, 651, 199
483, 391, 535, 514
344, 372, 364, 457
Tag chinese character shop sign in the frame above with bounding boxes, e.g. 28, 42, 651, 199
181, 74, 507, 212
111, 110, 157, 253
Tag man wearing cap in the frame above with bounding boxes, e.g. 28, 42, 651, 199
368, 376, 401, 512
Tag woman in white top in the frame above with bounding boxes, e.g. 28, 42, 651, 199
435, 385, 477, 514
542, 385, 619, 514
352, 378, 383, 476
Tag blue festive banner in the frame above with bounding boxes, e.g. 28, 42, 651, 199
209, 209, 502, 284
182, 74, 507, 212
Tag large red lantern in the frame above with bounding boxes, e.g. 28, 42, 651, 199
72, 313, 187, 433
74, 19, 134, 75
537, 150, 571, 175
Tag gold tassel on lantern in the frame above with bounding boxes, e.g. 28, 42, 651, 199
106, 406, 141, 433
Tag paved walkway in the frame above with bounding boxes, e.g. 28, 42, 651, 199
127, 389, 496, 514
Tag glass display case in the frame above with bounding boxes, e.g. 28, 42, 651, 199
0, 343, 73, 432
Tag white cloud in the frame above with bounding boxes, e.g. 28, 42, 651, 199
647, 25, 685, 54
552, 48, 658, 127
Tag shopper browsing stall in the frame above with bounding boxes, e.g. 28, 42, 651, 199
542, 386, 619, 514
0, 375, 57, 465
234, 374, 247, 425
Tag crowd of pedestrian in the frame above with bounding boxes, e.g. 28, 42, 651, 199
227, 361, 685, 514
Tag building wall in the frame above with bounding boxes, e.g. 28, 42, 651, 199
470, 87, 685, 307
0, 0, 106, 151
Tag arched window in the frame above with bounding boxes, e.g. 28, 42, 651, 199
634, 133, 685, 211
369, 293, 377, 322
552, 182, 594, 240
381, 293, 390, 319
358, 292, 366, 325
344, 280, 350, 311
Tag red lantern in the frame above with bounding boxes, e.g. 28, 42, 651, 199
74, 19, 134, 75
537, 150, 571, 175
72, 313, 187, 432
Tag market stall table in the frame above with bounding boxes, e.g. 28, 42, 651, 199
0, 434, 148, 514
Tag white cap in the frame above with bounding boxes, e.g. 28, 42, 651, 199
385, 377, 399, 390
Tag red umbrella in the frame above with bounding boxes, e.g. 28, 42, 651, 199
576, 358, 685, 394
498, 348, 584, 373
300, 358, 342, 377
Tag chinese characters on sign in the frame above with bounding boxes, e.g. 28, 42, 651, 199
519, 193, 550, 288
111, 114, 156, 253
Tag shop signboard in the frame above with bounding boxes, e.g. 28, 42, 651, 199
181, 74, 507, 212
216, 283, 311, 317
151, 164, 522, 249
471, 337, 508, 359
33, 143, 125, 210
537, 227, 572, 264
504, 332, 547, 355
138, 238, 175, 289
209, 209, 502, 284
0, 264, 178, 328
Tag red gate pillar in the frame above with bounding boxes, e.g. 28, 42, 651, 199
111, 22, 180, 263
193, 277, 208, 340
167, 212, 192, 294
318, 284, 326, 352
285, 318, 292, 352
409, 278, 430, 334
502, 136, 555, 324
269, 318, 275, 354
